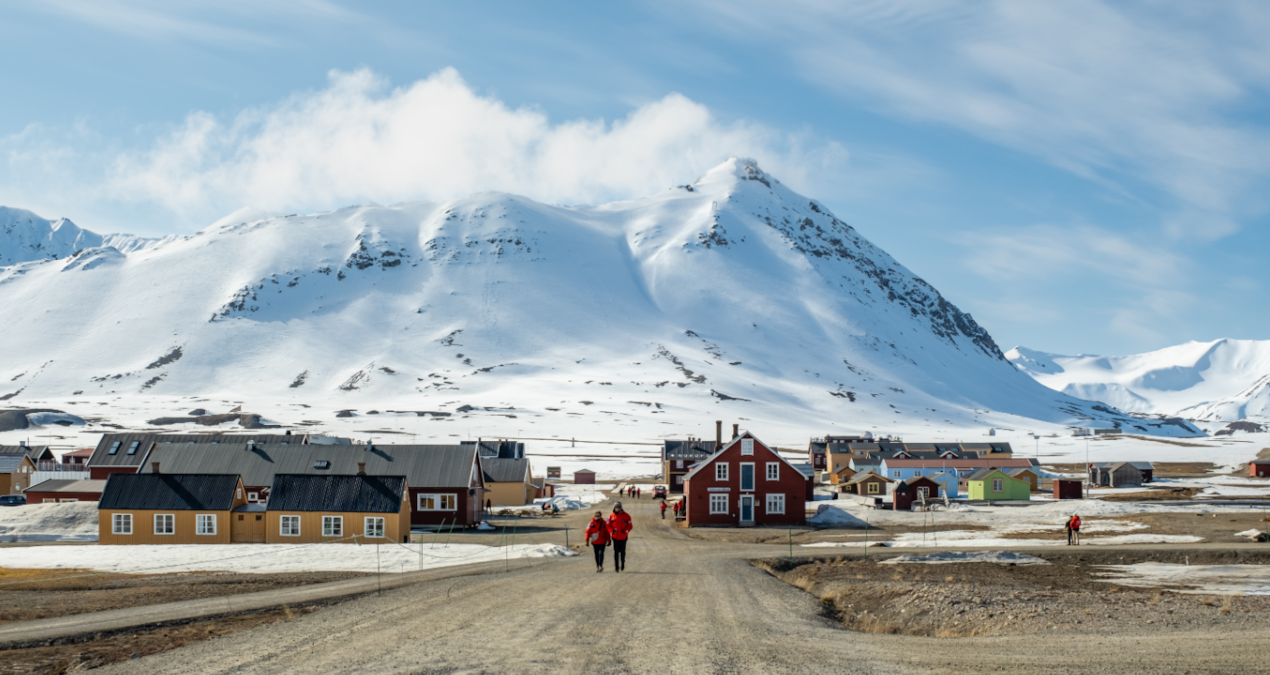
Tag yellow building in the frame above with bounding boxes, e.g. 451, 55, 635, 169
265, 473, 411, 544
480, 457, 536, 506
98, 473, 247, 545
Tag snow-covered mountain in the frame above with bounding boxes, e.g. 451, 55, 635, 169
1007, 340, 1270, 424
0, 159, 1198, 437
0, 207, 104, 266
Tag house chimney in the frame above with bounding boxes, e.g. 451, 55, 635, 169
732, 423, 739, 438
247, 440, 255, 451
19, 440, 26, 447
151, 462, 160, 474
715, 420, 722, 447
357, 462, 366, 476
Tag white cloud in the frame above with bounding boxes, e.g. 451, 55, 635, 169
695, 0, 1270, 240
103, 68, 848, 223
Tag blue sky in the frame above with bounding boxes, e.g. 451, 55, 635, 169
1, 1, 1267, 357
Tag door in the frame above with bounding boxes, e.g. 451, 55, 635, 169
739, 495, 754, 523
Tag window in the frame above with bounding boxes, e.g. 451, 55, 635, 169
60, 498, 78, 502
709, 494, 728, 514
108, 441, 121, 455
766, 463, 780, 481
112, 513, 132, 535
322, 516, 343, 537
675, 460, 684, 469
741, 439, 754, 455
313, 460, 330, 469
247, 492, 259, 502
867, 482, 880, 495
126, 441, 140, 455
992, 479, 1004, 492
917, 487, 930, 500
280, 515, 301, 537
740, 463, 754, 491
154, 513, 175, 535
674, 475, 683, 485
365, 517, 385, 538
196, 514, 217, 535
417, 494, 457, 511
236, 488, 243, 499
766, 494, 785, 514
715, 463, 728, 481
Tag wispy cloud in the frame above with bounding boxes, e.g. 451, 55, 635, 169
2, 68, 849, 227
694, 0, 1270, 241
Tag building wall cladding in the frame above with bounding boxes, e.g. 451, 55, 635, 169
263, 508, 409, 544
25, 491, 101, 504
410, 486, 479, 526
98, 508, 235, 545
684, 434, 807, 527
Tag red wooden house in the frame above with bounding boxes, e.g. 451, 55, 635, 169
683, 432, 809, 527
1251, 462, 1270, 478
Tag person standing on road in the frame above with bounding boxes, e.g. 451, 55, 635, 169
1071, 514, 1082, 545
585, 511, 612, 572
660, 500, 667, 519
1065, 515, 1074, 545
608, 502, 633, 572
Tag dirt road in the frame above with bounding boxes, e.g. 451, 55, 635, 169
96, 499, 1270, 675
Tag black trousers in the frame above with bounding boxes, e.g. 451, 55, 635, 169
593, 543, 606, 567
612, 539, 627, 569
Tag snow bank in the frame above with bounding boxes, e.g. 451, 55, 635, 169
0, 502, 98, 542
1095, 563, 1270, 595
808, 503, 869, 528
25, 412, 86, 427
880, 551, 1049, 565
804, 533, 1202, 549
0, 542, 576, 574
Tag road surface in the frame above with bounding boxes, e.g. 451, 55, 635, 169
94, 498, 1270, 675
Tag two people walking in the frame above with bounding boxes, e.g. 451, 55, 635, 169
1065, 514, 1082, 545
585, 502, 633, 572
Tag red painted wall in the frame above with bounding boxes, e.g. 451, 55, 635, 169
89, 466, 138, 480
24, 491, 101, 504
685, 434, 807, 527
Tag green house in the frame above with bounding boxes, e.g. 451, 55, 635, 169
966, 468, 1030, 501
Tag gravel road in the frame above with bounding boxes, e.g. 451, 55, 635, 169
97, 499, 1270, 675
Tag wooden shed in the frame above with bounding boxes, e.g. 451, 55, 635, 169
1006, 467, 1039, 491
1054, 479, 1083, 499
97, 473, 246, 545
265, 473, 410, 544
1251, 462, 1270, 478
828, 464, 856, 485
574, 469, 597, 485
893, 476, 942, 511
840, 471, 892, 497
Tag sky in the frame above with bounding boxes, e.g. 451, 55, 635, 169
1, 1, 1267, 358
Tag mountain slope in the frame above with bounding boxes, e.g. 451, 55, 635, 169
1007, 340, 1270, 423
0, 159, 1197, 437
0, 207, 104, 266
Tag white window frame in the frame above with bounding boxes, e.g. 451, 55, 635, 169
992, 478, 1004, 492
247, 492, 260, 502
766, 493, 785, 514
112, 513, 132, 535
417, 493, 458, 511
154, 513, 175, 535
675, 460, 684, 469
709, 494, 728, 514
365, 517, 386, 538
715, 463, 728, 481
741, 439, 754, 455
280, 515, 301, 537
766, 462, 780, 481
195, 513, 217, 536
323, 515, 343, 537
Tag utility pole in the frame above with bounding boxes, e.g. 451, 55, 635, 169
1085, 438, 1090, 498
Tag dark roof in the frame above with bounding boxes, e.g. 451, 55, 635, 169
1006, 467, 1037, 477
902, 475, 942, 486
267, 474, 406, 513
481, 457, 530, 483
966, 468, 1016, 482
0, 445, 54, 463
843, 471, 891, 486
809, 441, 827, 456
0, 454, 30, 473
88, 433, 297, 468
139, 443, 477, 489
663, 440, 716, 461
99, 474, 242, 510
24, 479, 107, 494
463, 440, 524, 459
574, 469, 596, 474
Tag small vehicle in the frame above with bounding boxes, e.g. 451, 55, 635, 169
0, 495, 26, 507
652, 485, 668, 500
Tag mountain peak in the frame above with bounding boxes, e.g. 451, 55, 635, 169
693, 157, 779, 190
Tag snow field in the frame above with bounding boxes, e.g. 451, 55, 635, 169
1094, 563, 1270, 596
0, 502, 98, 542
880, 551, 1050, 565
0, 542, 576, 574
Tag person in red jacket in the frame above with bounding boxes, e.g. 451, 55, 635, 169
659, 499, 667, 520
608, 502, 633, 572
584, 511, 612, 572
1071, 514, 1082, 545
